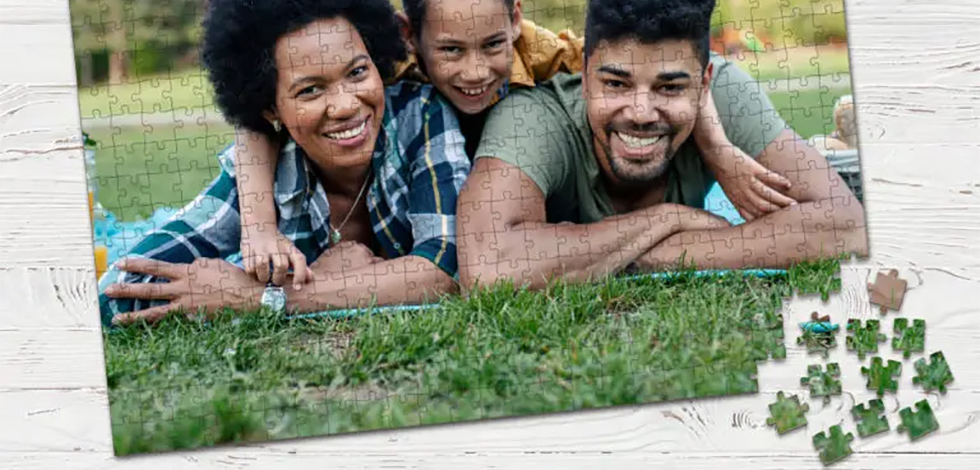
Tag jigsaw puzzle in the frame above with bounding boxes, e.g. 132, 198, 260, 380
913, 351, 955, 394
845, 318, 886, 360
867, 269, 908, 314
812, 424, 854, 466
801, 363, 842, 404
851, 398, 889, 437
69, 0, 870, 455
860, 356, 901, 396
892, 317, 925, 358
766, 390, 810, 434
897, 399, 940, 441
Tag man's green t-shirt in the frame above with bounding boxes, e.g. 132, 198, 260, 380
474, 53, 787, 224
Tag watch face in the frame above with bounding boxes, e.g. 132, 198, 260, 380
261, 287, 286, 313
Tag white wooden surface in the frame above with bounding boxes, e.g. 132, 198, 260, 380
1, 0, 978, 468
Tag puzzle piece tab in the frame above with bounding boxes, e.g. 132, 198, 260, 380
766, 391, 809, 434
860, 356, 901, 396
913, 351, 954, 394
897, 399, 939, 441
812, 424, 854, 466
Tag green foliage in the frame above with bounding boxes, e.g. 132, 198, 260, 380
104, 259, 840, 455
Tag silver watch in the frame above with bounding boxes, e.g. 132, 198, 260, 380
260, 285, 286, 314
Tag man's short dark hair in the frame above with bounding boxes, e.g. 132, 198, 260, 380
201, 0, 407, 137
584, 0, 716, 69
401, 0, 516, 40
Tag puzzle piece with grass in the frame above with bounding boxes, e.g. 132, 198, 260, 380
801, 363, 842, 404
797, 312, 839, 356
913, 351, 954, 394
861, 356, 901, 396
897, 399, 939, 441
812, 424, 854, 466
892, 318, 925, 358
766, 391, 810, 434
846, 318, 886, 360
851, 398, 889, 437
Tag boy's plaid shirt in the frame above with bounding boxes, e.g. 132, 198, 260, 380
97, 82, 470, 325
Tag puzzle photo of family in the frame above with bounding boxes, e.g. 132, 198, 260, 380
68, 0, 884, 458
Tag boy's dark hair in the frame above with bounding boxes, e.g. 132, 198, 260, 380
201, 0, 407, 137
584, 0, 716, 69
401, 0, 516, 40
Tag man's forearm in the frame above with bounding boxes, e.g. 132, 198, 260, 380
459, 203, 709, 290
636, 200, 868, 271
285, 256, 457, 312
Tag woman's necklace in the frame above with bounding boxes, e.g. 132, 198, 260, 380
328, 168, 372, 244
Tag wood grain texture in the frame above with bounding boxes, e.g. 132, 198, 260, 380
1, 0, 978, 468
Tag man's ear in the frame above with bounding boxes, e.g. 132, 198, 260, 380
511, 0, 524, 40
395, 11, 416, 54
701, 61, 714, 97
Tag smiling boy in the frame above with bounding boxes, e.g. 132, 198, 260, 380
455, 0, 868, 291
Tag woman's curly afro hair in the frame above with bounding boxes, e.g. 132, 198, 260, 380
585, 0, 716, 69
201, 0, 408, 137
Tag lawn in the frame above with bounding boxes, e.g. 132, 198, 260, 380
105, 257, 844, 455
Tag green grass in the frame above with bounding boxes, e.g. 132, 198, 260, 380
105, 257, 845, 455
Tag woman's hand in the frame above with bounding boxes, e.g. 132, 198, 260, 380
241, 226, 314, 289
104, 257, 266, 326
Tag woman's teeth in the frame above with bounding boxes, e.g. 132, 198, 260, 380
325, 121, 366, 140
460, 85, 489, 96
617, 132, 663, 149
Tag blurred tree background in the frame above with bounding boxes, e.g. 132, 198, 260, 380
70, 0, 854, 222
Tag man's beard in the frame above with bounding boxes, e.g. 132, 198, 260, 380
601, 122, 678, 186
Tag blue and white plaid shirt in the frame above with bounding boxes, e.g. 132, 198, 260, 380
97, 82, 470, 326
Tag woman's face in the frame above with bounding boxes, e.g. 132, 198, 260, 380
268, 17, 385, 172
413, 0, 522, 115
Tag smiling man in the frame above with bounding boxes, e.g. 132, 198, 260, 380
455, 0, 868, 291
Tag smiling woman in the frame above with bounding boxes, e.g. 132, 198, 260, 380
96, 0, 471, 326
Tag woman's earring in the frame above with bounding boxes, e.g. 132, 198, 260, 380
273, 120, 281, 133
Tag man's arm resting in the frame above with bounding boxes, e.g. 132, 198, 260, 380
455, 158, 726, 292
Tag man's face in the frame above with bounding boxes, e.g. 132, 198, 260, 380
583, 38, 710, 187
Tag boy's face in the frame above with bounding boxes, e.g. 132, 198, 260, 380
583, 38, 710, 187
414, 0, 522, 115
268, 17, 385, 172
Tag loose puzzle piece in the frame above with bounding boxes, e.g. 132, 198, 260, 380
800, 363, 841, 404
892, 318, 925, 358
912, 351, 954, 394
860, 356, 901, 396
766, 391, 810, 434
867, 269, 908, 314
851, 398, 889, 437
897, 399, 939, 441
845, 318, 886, 360
812, 424, 854, 466
797, 311, 838, 357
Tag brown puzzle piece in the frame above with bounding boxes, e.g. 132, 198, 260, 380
867, 269, 907, 314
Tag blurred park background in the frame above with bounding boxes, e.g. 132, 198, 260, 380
71, 0, 855, 224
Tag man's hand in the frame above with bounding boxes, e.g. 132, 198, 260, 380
104, 257, 266, 325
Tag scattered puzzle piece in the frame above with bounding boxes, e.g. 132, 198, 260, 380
797, 312, 838, 356
846, 318, 886, 360
867, 269, 907, 314
766, 391, 810, 435
860, 356, 901, 396
897, 399, 939, 441
801, 363, 842, 404
892, 318, 925, 358
812, 424, 854, 466
913, 351, 954, 394
851, 398, 889, 437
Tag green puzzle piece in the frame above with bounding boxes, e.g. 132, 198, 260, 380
861, 356, 901, 396
892, 318, 925, 358
846, 319, 886, 360
800, 363, 842, 404
766, 391, 809, 434
913, 351, 954, 393
851, 398, 889, 437
897, 399, 939, 441
797, 329, 838, 357
812, 424, 854, 466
